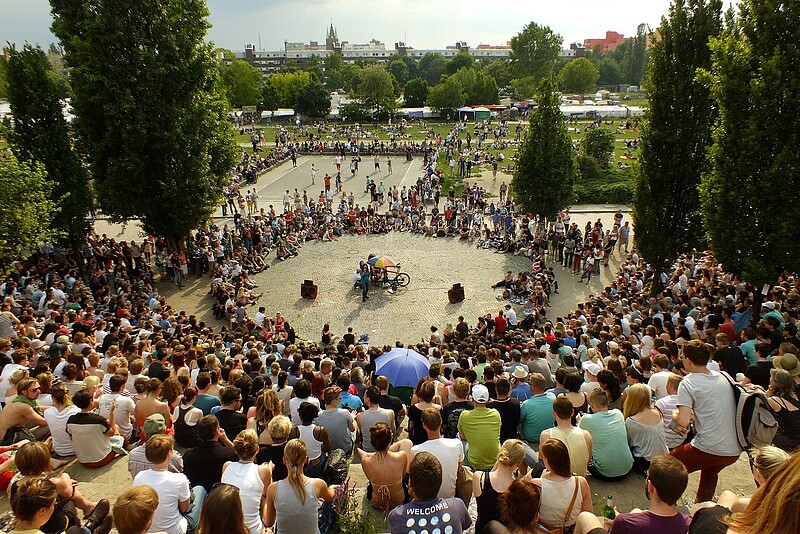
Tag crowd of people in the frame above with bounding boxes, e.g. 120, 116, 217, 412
1, 113, 800, 533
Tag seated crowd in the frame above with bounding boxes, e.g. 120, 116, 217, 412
0, 201, 799, 534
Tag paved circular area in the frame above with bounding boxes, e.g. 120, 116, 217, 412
253, 233, 531, 345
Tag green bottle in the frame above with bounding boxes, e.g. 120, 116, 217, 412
603, 495, 616, 519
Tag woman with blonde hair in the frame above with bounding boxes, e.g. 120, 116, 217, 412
530, 439, 593, 531
473, 438, 527, 534
4, 369, 29, 406
221, 429, 272, 534
195, 484, 248, 534
623, 383, 668, 472
723, 450, 800, 534
247, 388, 282, 445
264, 438, 338, 534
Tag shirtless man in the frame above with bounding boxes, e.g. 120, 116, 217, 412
0, 377, 49, 445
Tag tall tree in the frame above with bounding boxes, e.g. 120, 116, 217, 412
558, 57, 600, 95
418, 52, 448, 85
50, 0, 237, 249
634, 0, 722, 288
427, 77, 464, 120
0, 151, 59, 268
446, 51, 474, 75
403, 78, 428, 108
512, 75, 576, 219
449, 68, 500, 105
510, 22, 563, 83
6, 44, 92, 241
355, 64, 396, 115
295, 78, 330, 118
699, 0, 800, 312
483, 59, 512, 88
581, 128, 615, 168
268, 71, 314, 108
622, 23, 649, 86
221, 59, 263, 108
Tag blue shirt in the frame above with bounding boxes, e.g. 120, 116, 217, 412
578, 409, 633, 477
511, 384, 533, 402
339, 392, 363, 412
519, 392, 556, 442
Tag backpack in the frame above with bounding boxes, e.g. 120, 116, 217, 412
445, 405, 469, 439
720, 371, 778, 449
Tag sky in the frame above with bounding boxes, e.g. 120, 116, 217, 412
2, 0, 685, 53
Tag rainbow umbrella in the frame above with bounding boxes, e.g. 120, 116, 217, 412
368, 256, 396, 269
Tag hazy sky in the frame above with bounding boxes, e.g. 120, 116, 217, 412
2, 0, 679, 52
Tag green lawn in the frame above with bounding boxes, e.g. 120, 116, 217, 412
236, 117, 643, 193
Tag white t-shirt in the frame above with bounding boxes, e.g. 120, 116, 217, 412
289, 396, 320, 427
648, 371, 672, 400
676, 371, 741, 457
98, 393, 136, 439
43, 405, 81, 456
411, 438, 464, 498
133, 469, 191, 534
0, 364, 25, 398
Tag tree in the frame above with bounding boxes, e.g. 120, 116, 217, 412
596, 57, 623, 85
50, 0, 237, 250
295, 79, 330, 118
699, 0, 800, 313
427, 76, 464, 119
268, 71, 314, 108
634, 0, 722, 290
0, 56, 8, 99
446, 51, 474, 75
355, 64, 396, 115
0, 151, 59, 268
221, 59, 263, 108
622, 23, 649, 86
512, 75, 576, 219
449, 68, 499, 105
559, 57, 600, 95
261, 77, 280, 110
483, 59, 512, 88
581, 128, 615, 168
509, 76, 538, 100
510, 22, 563, 83
6, 44, 92, 241
418, 52, 448, 85
304, 55, 323, 83
403, 78, 428, 108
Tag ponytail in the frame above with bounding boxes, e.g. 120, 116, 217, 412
284, 438, 308, 504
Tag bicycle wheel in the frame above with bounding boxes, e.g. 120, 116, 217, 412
396, 273, 410, 287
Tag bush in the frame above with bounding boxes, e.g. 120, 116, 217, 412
573, 166, 634, 204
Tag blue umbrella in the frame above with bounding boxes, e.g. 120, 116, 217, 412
375, 348, 430, 388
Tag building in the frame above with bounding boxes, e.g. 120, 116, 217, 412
228, 24, 512, 75
583, 31, 629, 53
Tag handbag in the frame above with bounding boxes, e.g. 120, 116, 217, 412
538, 477, 579, 534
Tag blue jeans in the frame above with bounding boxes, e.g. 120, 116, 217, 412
361, 281, 369, 301
185, 485, 207, 534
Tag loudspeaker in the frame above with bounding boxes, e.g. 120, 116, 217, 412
301, 279, 318, 300
448, 283, 464, 304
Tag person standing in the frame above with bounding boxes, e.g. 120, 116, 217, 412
358, 261, 370, 303
310, 163, 317, 185
670, 340, 742, 502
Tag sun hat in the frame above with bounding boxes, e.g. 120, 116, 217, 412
30, 340, 46, 351
511, 366, 529, 380
471, 384, 490, 403
772, 353, 800, 377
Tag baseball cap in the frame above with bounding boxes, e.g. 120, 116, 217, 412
471, 384, 490, 403
762, 301, 775, 310
582, 362, 602, 376
143, 413, 167, 438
